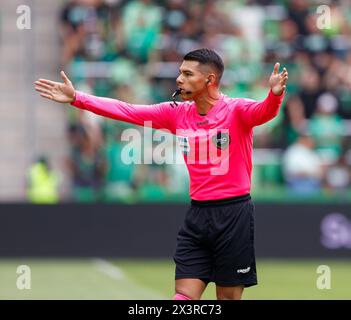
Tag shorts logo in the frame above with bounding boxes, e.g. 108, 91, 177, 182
237, 267, 251, 274
212, 131, 230, 150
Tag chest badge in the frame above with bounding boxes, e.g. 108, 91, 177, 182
212, 131, 231, 150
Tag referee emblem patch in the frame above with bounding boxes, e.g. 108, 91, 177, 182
212, 131, 230, 150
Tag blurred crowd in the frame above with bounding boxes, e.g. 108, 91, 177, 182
54, 0, 351, 202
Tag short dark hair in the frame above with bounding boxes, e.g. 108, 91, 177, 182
183, 48, 224, 83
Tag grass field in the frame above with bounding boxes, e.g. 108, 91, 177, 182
0, 259, 350, 300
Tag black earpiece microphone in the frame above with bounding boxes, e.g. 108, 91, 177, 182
171, 89, 182, 108
171, 88, 193, 107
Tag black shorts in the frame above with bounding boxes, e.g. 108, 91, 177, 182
173, 194, 257, 287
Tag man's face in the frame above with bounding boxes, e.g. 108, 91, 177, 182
176, 60, 209, 100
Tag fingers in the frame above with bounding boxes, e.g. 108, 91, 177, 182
35, 85, 53, 97
39, 93, 53, 100
281, 67, 288, 76
60, 70, 71, 84
273, 62, 280, 75
34, 81, 52, 91
36, 79, 56, 87
281, 67, 288, 84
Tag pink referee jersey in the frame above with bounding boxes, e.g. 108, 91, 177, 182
71, 90, 284, 200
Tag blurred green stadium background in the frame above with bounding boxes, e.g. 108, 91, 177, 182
2, 0, 351, 204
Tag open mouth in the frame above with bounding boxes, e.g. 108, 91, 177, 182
179, 89, 191, 95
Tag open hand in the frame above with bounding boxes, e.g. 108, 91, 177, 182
269, 63, 288, 96
34, 71, 75, 103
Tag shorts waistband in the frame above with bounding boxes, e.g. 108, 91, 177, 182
191, 194, 251, 207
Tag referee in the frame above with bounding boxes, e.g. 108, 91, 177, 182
35, 48, 288, 300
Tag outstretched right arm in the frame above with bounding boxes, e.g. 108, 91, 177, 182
34, 72, 176, 132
